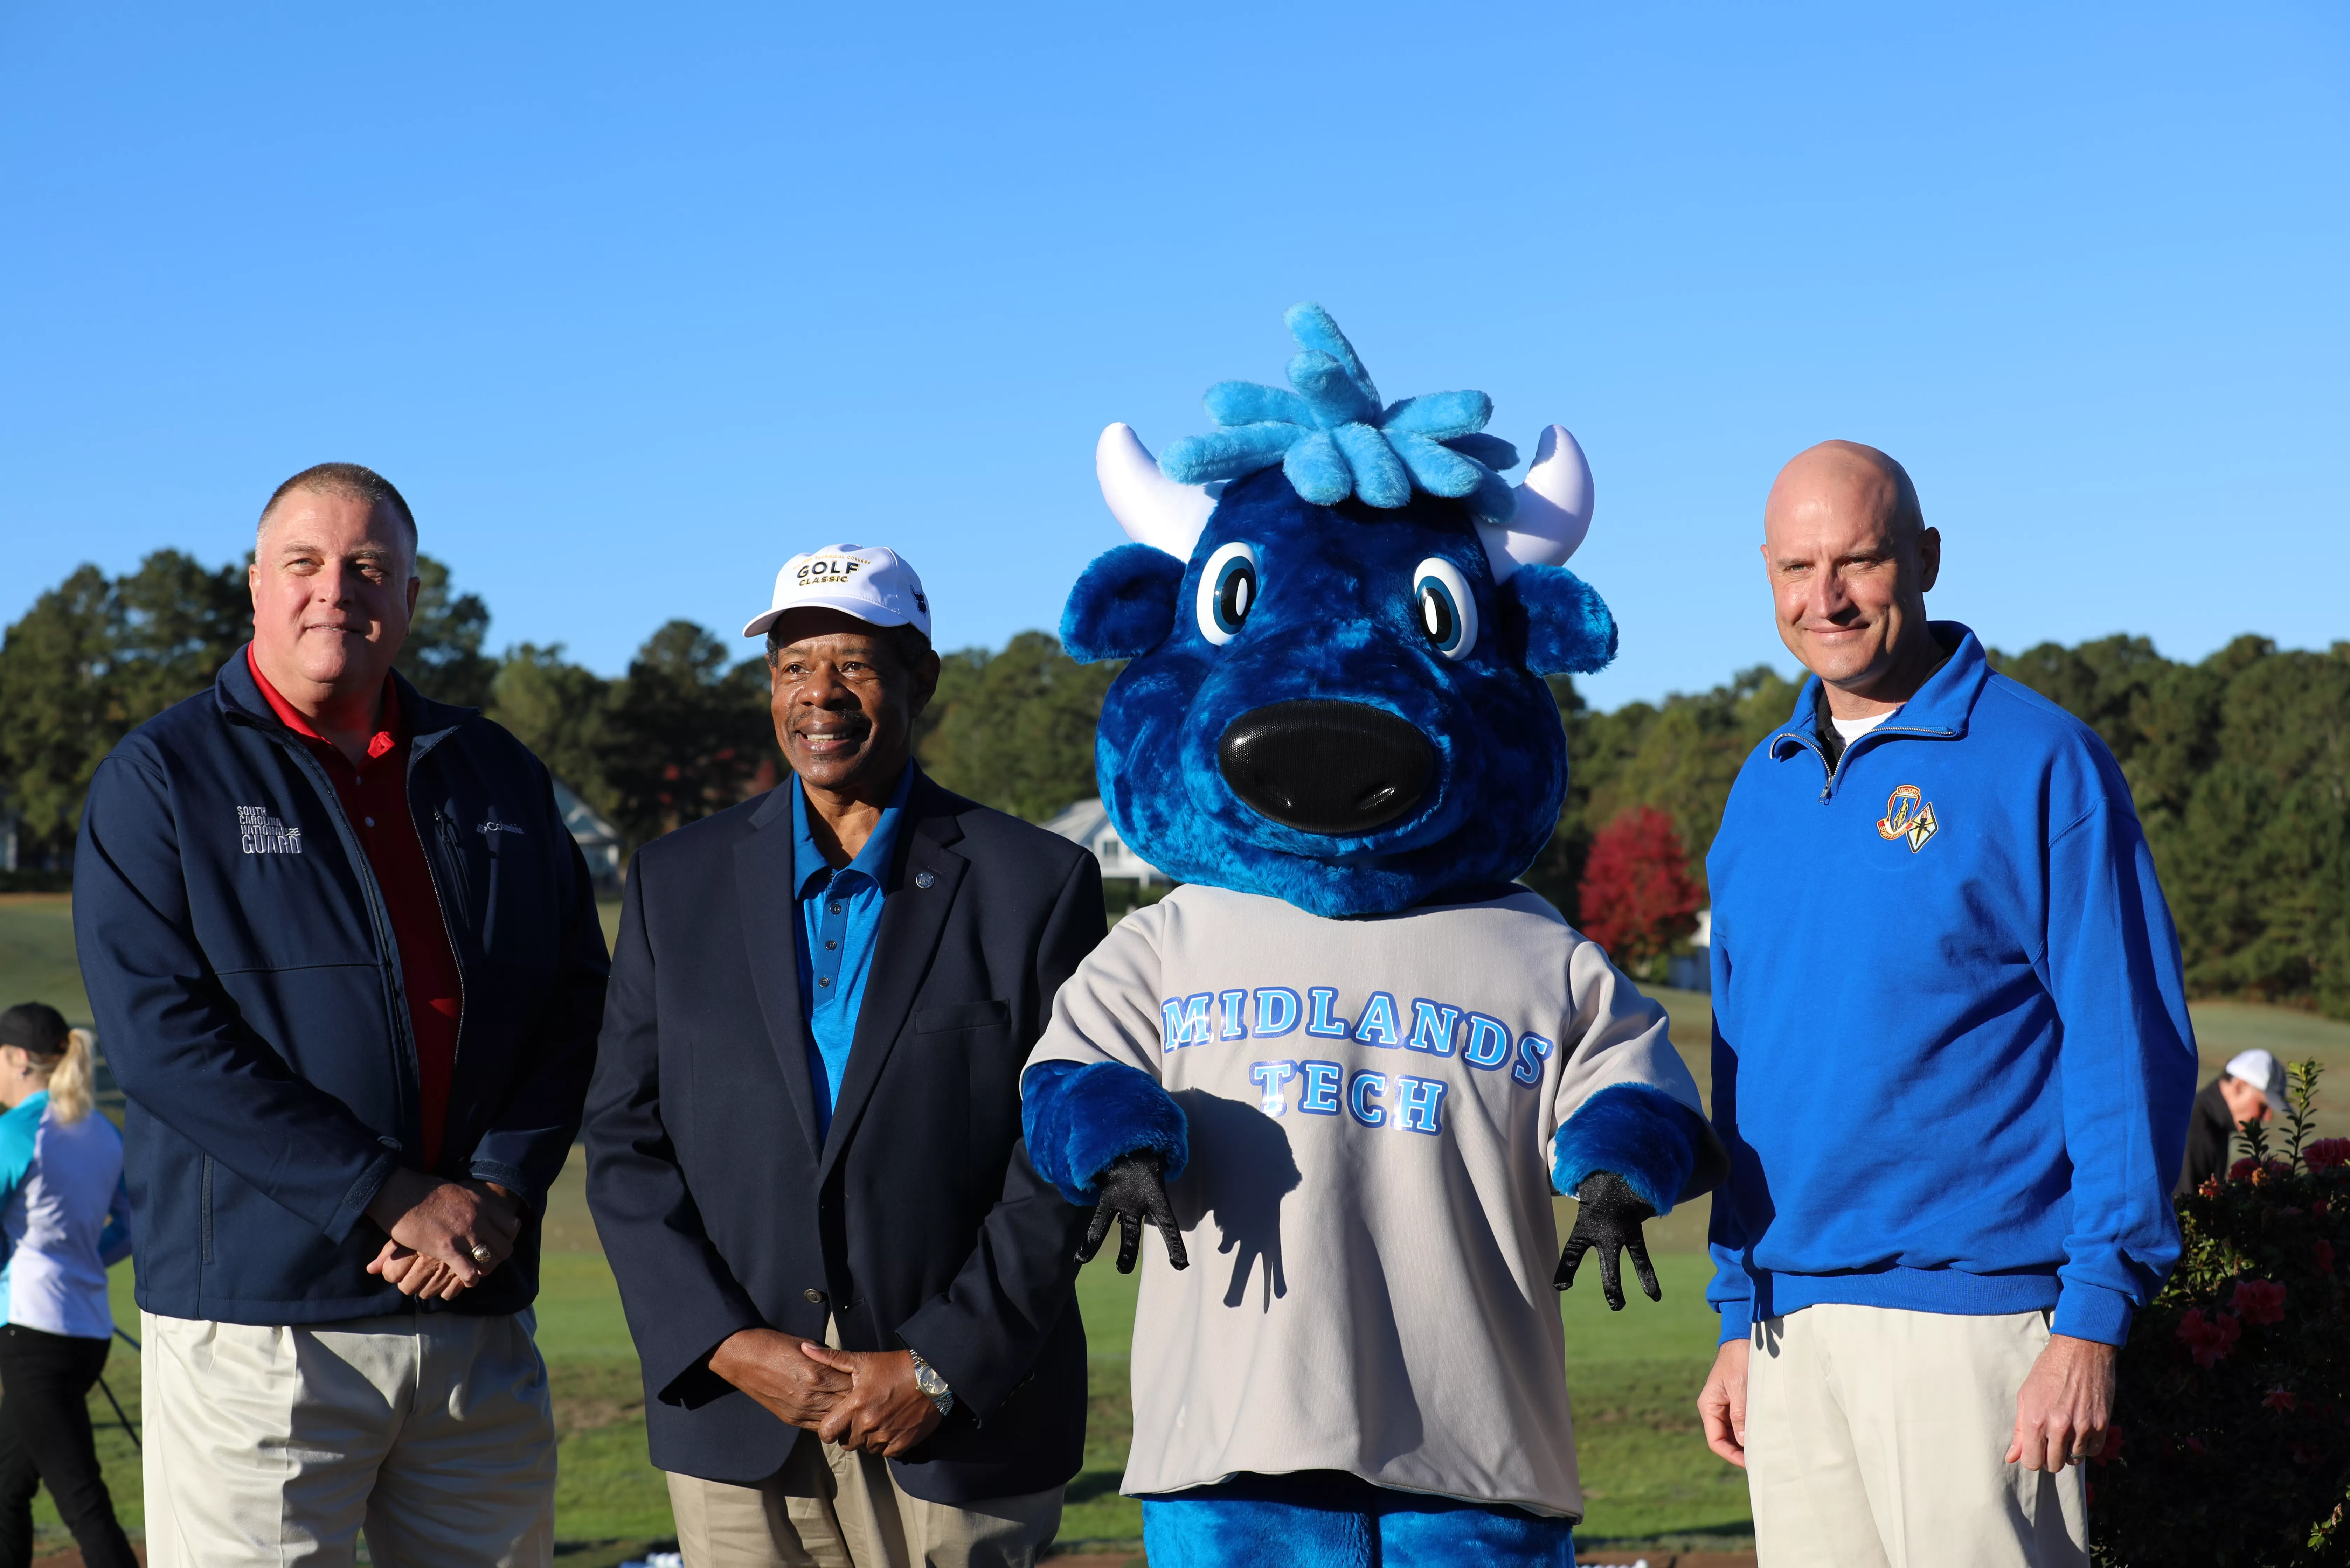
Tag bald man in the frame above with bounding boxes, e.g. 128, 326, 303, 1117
1691, 443, 2196, 1567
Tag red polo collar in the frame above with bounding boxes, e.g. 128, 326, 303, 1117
247, 647, 403, 760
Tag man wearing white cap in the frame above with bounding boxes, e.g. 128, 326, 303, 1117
587, 545, 1107, 1568
2178, 1049, 2290, 1196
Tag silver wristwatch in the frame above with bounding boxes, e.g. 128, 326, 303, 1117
908, 1351, 955, 1417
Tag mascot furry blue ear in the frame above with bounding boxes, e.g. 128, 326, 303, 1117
1022, 305, 1725, 1568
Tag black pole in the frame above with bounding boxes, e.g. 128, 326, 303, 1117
93, 1377, 138, 1452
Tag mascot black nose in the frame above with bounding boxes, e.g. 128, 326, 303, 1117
1216, 700, 1433, 836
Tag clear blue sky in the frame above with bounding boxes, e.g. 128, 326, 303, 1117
4, 2, 2344, 709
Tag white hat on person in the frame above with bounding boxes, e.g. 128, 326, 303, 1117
2224, 1049, 2289, 1118
742, 544, 932, 641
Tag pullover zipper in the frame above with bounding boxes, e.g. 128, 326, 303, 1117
1795, 721, 1958, 803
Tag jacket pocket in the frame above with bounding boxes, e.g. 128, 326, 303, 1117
201, 1154, 215, 1266
434, 809, 475, 927
913, 999, 1010, 1034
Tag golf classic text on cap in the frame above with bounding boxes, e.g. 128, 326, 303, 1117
742, 544, 933, 642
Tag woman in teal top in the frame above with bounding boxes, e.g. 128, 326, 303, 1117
0, 1003, 136, 1568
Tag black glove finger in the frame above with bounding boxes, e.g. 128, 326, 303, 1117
1554, 1229, 1592, 1293
1076, 1197, 1115, 1264
1116, 1209, 1143, 1274
1627, 1228, 1661, 1303
1599, 1238, 1626, 1312
1144, 1185, 1190, 1271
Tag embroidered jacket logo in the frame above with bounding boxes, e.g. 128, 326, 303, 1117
1876, 784, 1938, 853
237, 806, 302, 856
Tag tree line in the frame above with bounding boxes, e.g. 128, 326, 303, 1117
2, 551, 2341, 1018
0, 550, 1115, 863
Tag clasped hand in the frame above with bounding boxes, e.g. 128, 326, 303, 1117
362, 1168, 521, 1302
710, 1330, 942, 1457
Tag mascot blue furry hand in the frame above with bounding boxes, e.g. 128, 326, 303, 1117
1021, 306, 1726, 1568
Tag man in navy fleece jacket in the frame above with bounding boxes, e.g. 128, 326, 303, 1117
1694, 442, 2195, 1567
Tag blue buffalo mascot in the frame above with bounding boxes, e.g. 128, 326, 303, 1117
1019, 305, 1727, 1567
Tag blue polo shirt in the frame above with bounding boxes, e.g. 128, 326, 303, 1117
792, 765, 912, 1136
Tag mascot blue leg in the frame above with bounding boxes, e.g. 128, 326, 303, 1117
1141, 1473, 1576, 1568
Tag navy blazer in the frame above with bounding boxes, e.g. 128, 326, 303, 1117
584, 769, 1104, 1503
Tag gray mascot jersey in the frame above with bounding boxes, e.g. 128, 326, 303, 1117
1026, 882, 1707, 1518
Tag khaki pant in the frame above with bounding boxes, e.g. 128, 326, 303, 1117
1744, 1304, 2088, 1568
666, 1439, 1062, 1568
140, 1309, 556, 1568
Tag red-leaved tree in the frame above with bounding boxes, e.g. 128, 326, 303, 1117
1576, 807, 1703, 974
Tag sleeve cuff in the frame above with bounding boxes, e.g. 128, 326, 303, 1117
1716, 1297, 1753, 1344
893, 1299, 1024, 1422
1020, 1060, 1187, 1205
658, 1316, 769, 1410
325, 1149, 403, 1244
2051, 1281, 2134, 1345
1550, 1084, 1701, 1217
466, 1159, 534, 1206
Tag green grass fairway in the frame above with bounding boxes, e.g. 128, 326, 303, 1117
0, 896, 91, 1025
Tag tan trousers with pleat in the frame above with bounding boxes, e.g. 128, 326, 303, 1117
140, 1308, 556, 1568
1743, 1303, 2089, 1568
666, 1442, 1061, 1568
666, 1317, 1060, 1568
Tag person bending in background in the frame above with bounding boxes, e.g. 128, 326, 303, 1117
2177, 1048, 2288, 1196
0, 1003, 136, 1568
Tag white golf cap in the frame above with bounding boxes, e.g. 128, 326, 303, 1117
2224, 1049, 2288, 1118
742, 543, 932, 641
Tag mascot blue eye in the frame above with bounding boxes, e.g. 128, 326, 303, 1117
1195, 541, 1262, 647
1412, 557, 1478, 660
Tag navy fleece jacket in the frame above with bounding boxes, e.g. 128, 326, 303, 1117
1705, 626, 2196, 1347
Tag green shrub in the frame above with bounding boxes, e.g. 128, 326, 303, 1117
2094, 1062, 2350, 1566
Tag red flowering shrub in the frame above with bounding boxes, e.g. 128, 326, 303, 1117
2174, 1306, 2242, 1368
2229, 1278, 2287, 1326
1575, 807, 1703, 977
2095, 1061, 2350, 1567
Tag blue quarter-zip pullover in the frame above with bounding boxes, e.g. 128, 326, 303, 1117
1705, 625, 2197, 1346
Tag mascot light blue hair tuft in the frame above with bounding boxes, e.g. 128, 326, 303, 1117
1024, 305, 1724, 1567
